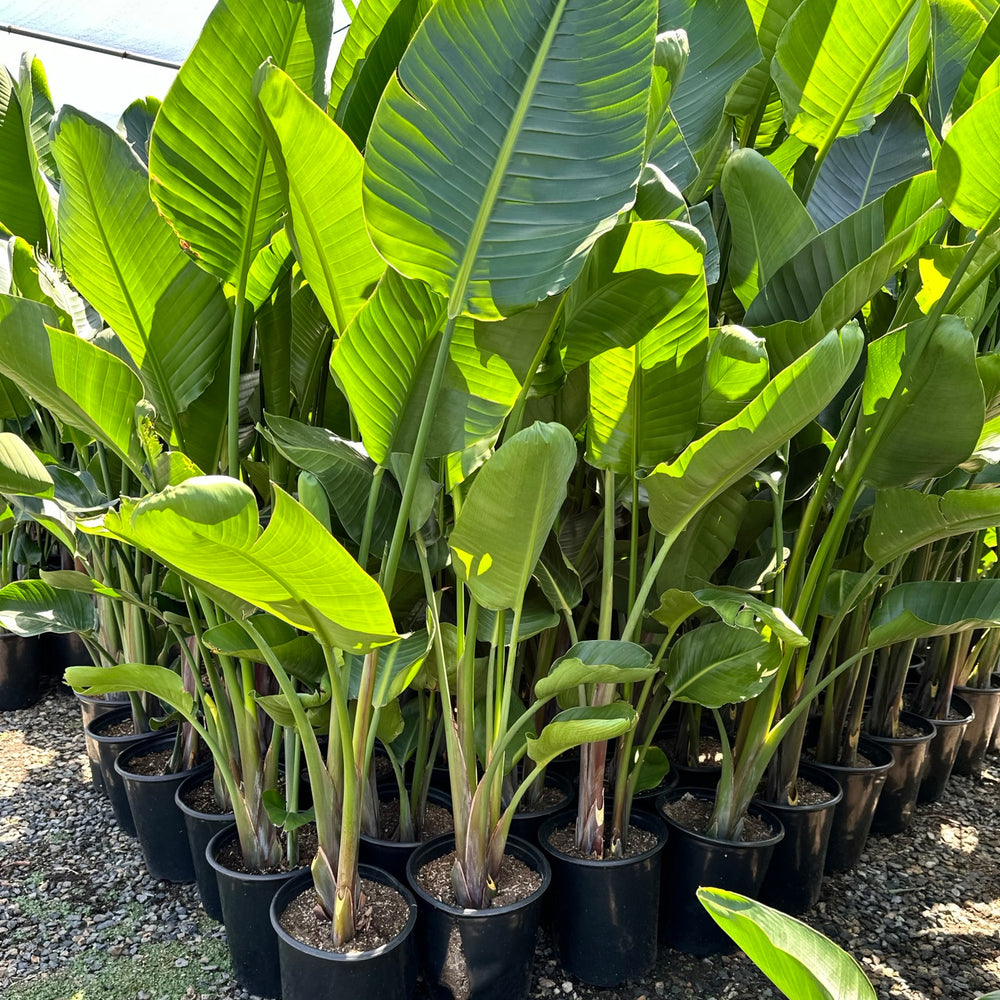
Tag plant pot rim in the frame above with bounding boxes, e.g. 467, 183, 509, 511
86, 706, 176, 743
206, 822, 308, 882
916, 694, 975, 727
955, 681, 1000, 694
863, 710, 936, 746
509, 771, 574, 820
538, 807, 666, 869
269, 865, 418, 963
360, 783, 453, 851
752, 762, 844, 815
113, 734, 208, 784
174, 770, 236, 824
807, 736, 895, 774
655, 786, 784, 849
75, 691, 128, 706
405, 833, 551, 918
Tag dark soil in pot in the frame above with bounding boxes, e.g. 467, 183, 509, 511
953, 684, 1000, 776
667, 734, 724, 788
175, 771, 235, 922
655, 787, 783, 956
0, 633, 43, 711
540, 808, 667, 987
508, 772, 574, 846
914, 695, 974, 803
271, 865, 418, 1000
406, 834, 550, 1000
864, 711, 936, 836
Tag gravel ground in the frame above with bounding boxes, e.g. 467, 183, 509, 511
2, 686, 999, 1000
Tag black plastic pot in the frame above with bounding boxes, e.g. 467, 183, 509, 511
406, 834, 550, 1000
864, 711, 935, 836
86, 707, 169, 837
208, 823, 308, 999
77, 693, 129, 793
509, 772, 574, 846
115, 735, 209, 881
916, 696, 974, 803
810, 737, 894, 873
545, 747, 581, 784
655, 787, 783, 956
753, 763, 842, 915
360, 784, 452, 885
175, 771, 235, 922
0, 632, 42, 711
539, 808, 666, 986
633, 766, 680, 807
270, 866, 418, 1000
953, 684, 1000, 776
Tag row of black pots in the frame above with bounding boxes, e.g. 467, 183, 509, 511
0, 632, 91, 712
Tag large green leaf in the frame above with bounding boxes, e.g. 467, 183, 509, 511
645, 327, 863, 538
722, 148, 818, 309
101, 476, 397, 653
255, 63, 384, 333
869, 579, 1000, 647
449, 422, 577, 611
866, 487, 1000, 566
65, 663, 195, 718
148, 0, 332, 283
0, 297, 144, 471
773, 0, 928, 150
700, 326, 770, 426
362, 0, 657, 320
52, 107, 229, 430
0, 68, 45, 246
0, 580, 96, 636
665, 621, 781, 707
526, 702, 638, 765
927, 0, 986, 134
698, 889, 877, 1000
535, 640, 654, 700
0, 433, 53, 497
938, 86, 1000, 229
202, 614, 326, 686
841, 316, 984, 488
951, 5, 1000, 120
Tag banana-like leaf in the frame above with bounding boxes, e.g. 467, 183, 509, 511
255, 64, 384, 334
645, 327, 863, 538
101, 476, 397, 653
869, 579, 1000, 647
700, 326, 770, 426
807, 97, 931, 231
256, 689, 330, 729
526, 702, 638, 765
0, 580, 96, 636
535, 639, 654, 699
348, 630, 431, 706
0, 297, 144, 471
818, 569, 883, 618
722, 148, 818, 309
118, 95, 160, 165
866, 487, 1000, 566
951, 6, 1000, 120
65, 663, 195, 717
938, 86, 1000, 229
698, 888, 877, 1000
477, 601, 559, 645
926, 0, 984, 135
362, 0, 657, 320
202, 614, 326, 686
665, 621, 781, 707
773, 0, 928, 150
533, 534, 583, 614
841, 316, 984, 488
0, 433, 53, 496
450, 422, 577, 611
52, 107, 230, 427
0, 68, 45, 246
149, 0, 333, 283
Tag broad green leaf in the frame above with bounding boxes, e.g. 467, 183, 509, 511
0, 433, 53, 496
450, 422, 577, 611
477, 601, 560, 645
65, 663, 195, 717
869, 579, 1000, 646
938, 86, 1000, 229
0, 68, 45, 246
256, 689, 330, 730
39, 571, 121, 599
842, 316, 984, 488
348, 631, 431, 706
866, 487, 1000, 565
149, 0, 333, 282
118, 95, 160, 165
700, 326, 769, 426
807, 97, 931, 231
52, 107, 230, 426
0, 297, 144, 471
773, 0, 928, 150
102, 477, 397, 653
645, 327, 864, 538
0, 580, 96, 636
722, 148, 818, 308
951, 5, 1000, 119
526, 702, 638, 765
535, 640, 654, 699
927, 0, 986, 134
698, 888, 877, 1000
533, 534, 583, 614
202, 613, 326, 686
818, 569, 884, 618
362, 0, 657, 320
665, 621, 781, 707
255, 63, 384, 333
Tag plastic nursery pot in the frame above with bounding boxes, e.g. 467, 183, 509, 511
406, 834, 551, 1000
115, 735, 209, 882
208, 823, 309, 999
953, 684, 1000, 776
864, 711, 936, 836
0, 632, 43, 711
86, 706, 173, 837
655, 787, 783, 956
810, 737, 894, 874
539, 808, 667, 987
360, 783, 453, 885
632, 765, 680, 808
270, 865, 418, 1000
77, 693, 128, 794
916, 696, 974, 804
175, 771, 235, 922
753, 762, 843, 915
508, 772, 574, 846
